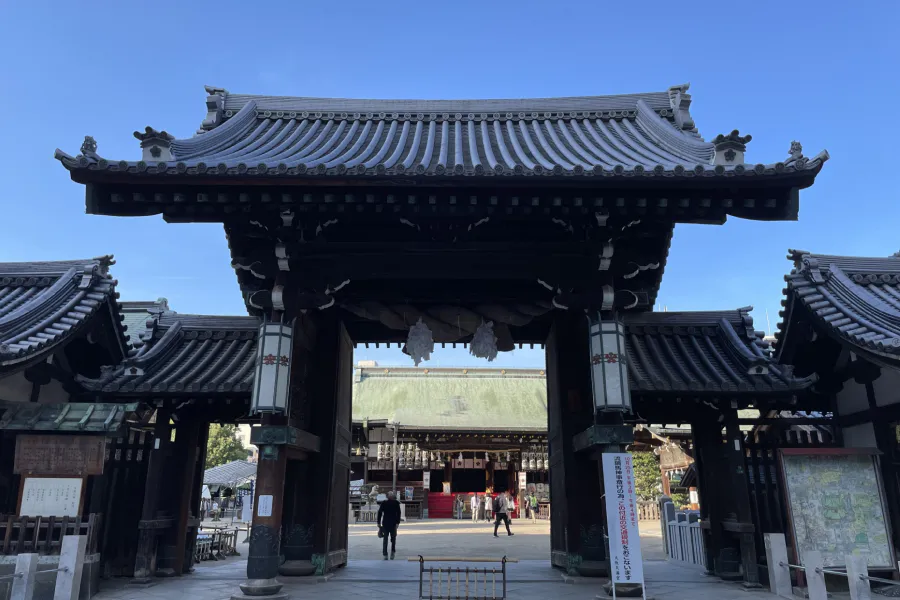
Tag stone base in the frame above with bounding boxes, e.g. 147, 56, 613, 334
128, 577, 157, 587
238, 578, 284, 596
279, 560, 316, 576
576, 560, 608, 577
600, 581, 648, 598
231, 594, 288, 600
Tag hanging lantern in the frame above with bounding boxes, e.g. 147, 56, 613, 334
529, 453, 536, 470
543, 450, 549, 471
251, 320, 293, 414
470, 321, 498, 361
407, 318, 434, 366
588, 313, 632, 412
505, 451, 510, 463
458, 452, 463, 461
377, 443, 384, 460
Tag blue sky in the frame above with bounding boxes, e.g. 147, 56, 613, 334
1, 1, 897, 368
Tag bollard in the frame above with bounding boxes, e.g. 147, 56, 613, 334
764, 533, 792, 599
54, 535, 87, 600
846, 554, 872, 600
11, 553, 38, 600
802, 550, 827, 600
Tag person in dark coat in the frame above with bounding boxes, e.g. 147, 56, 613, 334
377, 491, 402, 559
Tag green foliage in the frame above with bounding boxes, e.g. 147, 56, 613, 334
631, 451, 662, 502
205, 424, 249, 469
669, 492, 689, 508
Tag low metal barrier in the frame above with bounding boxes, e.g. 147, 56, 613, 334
407, 556, 518, 600
765, 532, 898, 600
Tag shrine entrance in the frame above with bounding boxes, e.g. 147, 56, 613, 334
54, 83, 827, 593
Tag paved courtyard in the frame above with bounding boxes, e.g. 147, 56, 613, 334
93, 520, 772, 599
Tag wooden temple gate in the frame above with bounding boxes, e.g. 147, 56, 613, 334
52, 83, 829, 592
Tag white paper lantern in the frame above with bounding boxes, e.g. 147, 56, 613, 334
251, 321, 293, 414
588, 313, 631, 412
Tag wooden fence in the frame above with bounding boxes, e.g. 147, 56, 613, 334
0, 514, 101, 556
638, 501, 659, 521
659, 500, 706, 568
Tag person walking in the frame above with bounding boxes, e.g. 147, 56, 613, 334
529, 492, 538, 523
470, 494, 479, 523
377, 491, 402, 560
493, 491, 514, 537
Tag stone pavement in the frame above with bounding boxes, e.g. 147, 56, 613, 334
92, 520, 772, 599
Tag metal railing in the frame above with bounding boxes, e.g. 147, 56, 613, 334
765, 532, 899, 600
408, 556, 518, 600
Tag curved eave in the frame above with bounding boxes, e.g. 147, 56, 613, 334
56, 148, 827, 186
0, 271, 129, 373
778, 265, 900, 366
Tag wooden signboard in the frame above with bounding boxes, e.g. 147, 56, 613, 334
14, 435, 106, 476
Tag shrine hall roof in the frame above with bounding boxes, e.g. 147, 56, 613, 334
55, 84, 828, 183
0, 257, 129, 371
120, 298, 170, 347
352, 367, 548, 431
624, 308, 815, 394
77, 311, 259, 395
776, 250, 900, 366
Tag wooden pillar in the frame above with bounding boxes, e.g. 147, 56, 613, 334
722, 408, 760, 587
692, 414, 726, 576
546, 312, 603, 575
864, 377, 900, 548
171, 417, 202, 576
245, 414, 289, 589
133, 409, 171, 581
182, 421, 209, 574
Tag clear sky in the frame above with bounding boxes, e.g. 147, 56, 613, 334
1, 1, 897, 369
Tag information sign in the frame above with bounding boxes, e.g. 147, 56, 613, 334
602, 453, 645, 593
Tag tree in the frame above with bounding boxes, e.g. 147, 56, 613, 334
205, 424, 249, 469
631, 451, 662, 502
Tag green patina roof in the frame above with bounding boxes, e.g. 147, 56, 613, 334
351, 368, 547, 431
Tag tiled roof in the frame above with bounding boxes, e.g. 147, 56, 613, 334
0, 257, 128, 370
623, 309, 815, 394
77, 312, 259, 395
120, 298, 170, 347
55, 84, 827, 182
204, 459, 256, 487
0, 401, 140, 435
776, 250, 900, 363
352, 368, 548, 431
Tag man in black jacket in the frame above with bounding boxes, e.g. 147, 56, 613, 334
377, 491, 402, 560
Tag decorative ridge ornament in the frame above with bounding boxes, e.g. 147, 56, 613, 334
713, 130, 752, 165
406, 318, 434, 366
469, 321, 498, 362
134, 126, 176, 162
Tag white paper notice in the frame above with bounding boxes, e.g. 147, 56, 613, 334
19, 477, 82, 517
423, 471, 431, 488
602, 453, 645, 587
257, 494, 273, 517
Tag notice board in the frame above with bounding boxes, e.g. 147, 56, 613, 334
18, 477, 84, 517
780, 449, 894, 569
14, 435, 106, 476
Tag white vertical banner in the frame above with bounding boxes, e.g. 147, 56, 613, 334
603, 453, 645, 590
423, 471, 431, 489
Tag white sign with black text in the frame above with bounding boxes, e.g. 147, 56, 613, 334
423, 471, 430, 489
257, 494, 273, 518
602, 453, 645, 595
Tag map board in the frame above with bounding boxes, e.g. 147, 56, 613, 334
780, 449, 893, 569
19, 477, 83, 517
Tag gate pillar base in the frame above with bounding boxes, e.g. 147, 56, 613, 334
599, 582, 648, 598
279, 560, 315, 576
234, 578, 286, 598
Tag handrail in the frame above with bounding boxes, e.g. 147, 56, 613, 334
407, 557, 519, 563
